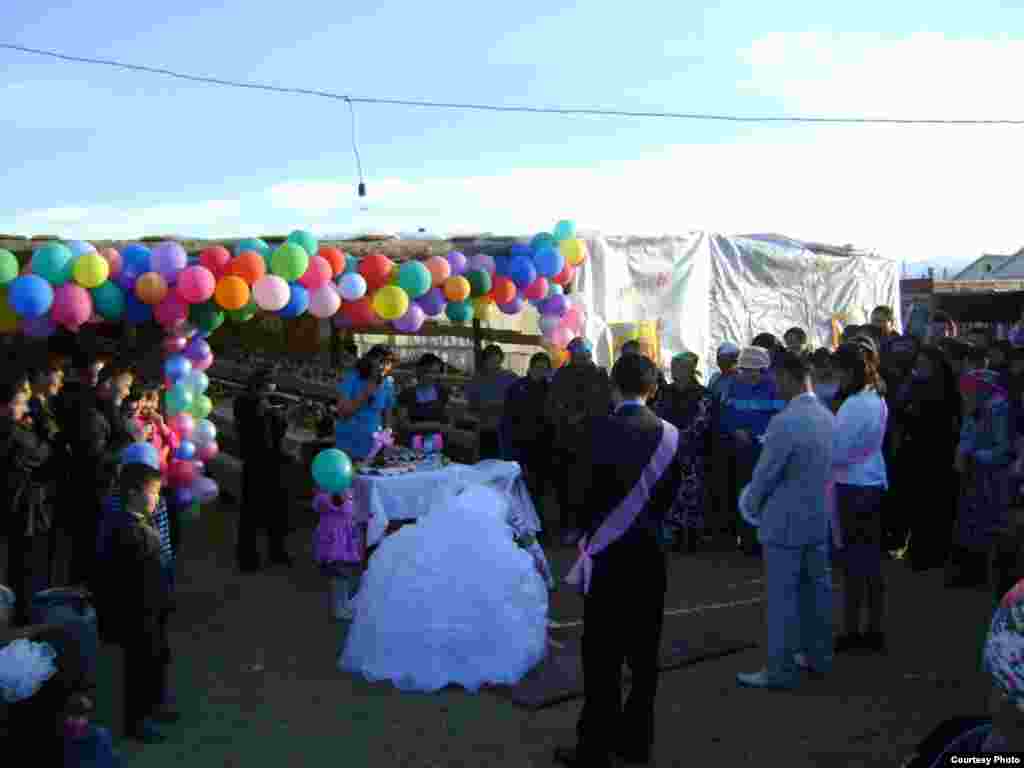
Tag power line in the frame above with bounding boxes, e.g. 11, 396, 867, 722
4, 42, 1024, 126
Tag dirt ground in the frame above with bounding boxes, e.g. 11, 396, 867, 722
8, 495, 999, 767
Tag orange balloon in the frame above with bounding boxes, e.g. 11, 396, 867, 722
425, 255, 451, 287
214, 275, 250, 310
318, 246, 346, 276
491, 275, 517, 304
443, 275, 471, 302
135, 272, 168, 305
228, 251, 267, 286
359, 253, 394, 292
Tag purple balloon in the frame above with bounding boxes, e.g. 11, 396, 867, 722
174, 487, 194, 507
185, 337, 211, 362
392, 303, 425, 333
498, 297, 525, 315
541, 294, 570, 317
151, 242, 188, 283
416, 287, 447, 317
445, 251, 468, 276
116, 268, 140, 292
469, 253, 495, 274
22, 315, 57, 338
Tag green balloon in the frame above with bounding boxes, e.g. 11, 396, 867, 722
311, 448, 353, 493
91, 281, 125, 320
270, 243, 309, 282
0, 250, 18, 285
445, 300, 474, 324
191, 394, 213, 419
31, 243, 73, 285
397, 261, 432, 299
286, 230, 318, 259
165, 384, 194, 415
228, 299, 258, 323
190, 301, 224, 333
234, 238, 271, 258
466, 269, 492, 298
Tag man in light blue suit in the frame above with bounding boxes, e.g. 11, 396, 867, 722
736, 349, 836, 689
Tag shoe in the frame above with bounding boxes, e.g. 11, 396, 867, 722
737, 669, 799, 689
553, 746, 613, 768
834, 633, 864, 653
151, 708, 181, 725
794, 653, 827, 679
238, 558, 262, 573
128, 719, 166, 743
269, 552, 294, 568
862, 631, 887, 654
612, 745, 653, 765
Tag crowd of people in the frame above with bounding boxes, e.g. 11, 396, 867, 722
4, 299, 1024, 763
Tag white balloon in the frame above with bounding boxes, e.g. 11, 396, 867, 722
338, 273, 367, 301
193, 419, 217, 447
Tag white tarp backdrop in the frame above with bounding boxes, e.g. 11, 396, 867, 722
573, 232, 901, 377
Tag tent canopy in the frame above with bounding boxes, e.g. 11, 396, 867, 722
574, 232, 901, 374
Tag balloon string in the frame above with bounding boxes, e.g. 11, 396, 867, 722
345, 98, 365, 187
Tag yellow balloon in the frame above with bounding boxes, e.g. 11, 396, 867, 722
0, 287, 18, 334
471, 296, 494, 321
560, 238, 585, 268
372, 285, 410, 321
72, 252, 110, 289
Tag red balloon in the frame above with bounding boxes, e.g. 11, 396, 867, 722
298, 255, 332, 291
199, 246, 232, 278
358, 253, 394, 292
491, 275, 517, 304
552, 261, 576, 286
524, 277, 549, 300
318, 246, 346, 276
341, 297, 382, 327
167, 459, 198, 488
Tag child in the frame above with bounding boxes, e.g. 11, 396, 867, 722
313, 490, 367, 622
93, 462, 178, 743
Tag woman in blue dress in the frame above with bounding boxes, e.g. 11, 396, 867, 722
334, 346, 396, 461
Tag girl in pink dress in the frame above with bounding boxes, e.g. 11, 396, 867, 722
313, 490, 367, 622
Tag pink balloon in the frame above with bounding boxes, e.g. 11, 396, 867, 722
198, 441, 219, 461
552, 326, 573, 348
52, 283, 93, 329
154, 293, 189, 327
176, 266, 216, 305
298, 255, 332, 291
100, 248, 122, 277
308, 283, 341, 319
193, 353, 214, 372
163, 335, 188, 355
252, 275, 290, 311
169, 413, 195, 440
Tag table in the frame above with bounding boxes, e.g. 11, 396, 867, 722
356, 460, 541, 548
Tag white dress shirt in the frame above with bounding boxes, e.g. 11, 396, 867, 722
832, 388, 888, 488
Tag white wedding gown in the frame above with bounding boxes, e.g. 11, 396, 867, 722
338, 483, 550, 693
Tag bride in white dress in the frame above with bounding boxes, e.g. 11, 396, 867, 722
338, 483, 553, 693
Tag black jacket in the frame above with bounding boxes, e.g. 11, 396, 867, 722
0, 416, 54, 537
234, 393, 287, 462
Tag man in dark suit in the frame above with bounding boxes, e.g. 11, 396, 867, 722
555, 354, 685, 768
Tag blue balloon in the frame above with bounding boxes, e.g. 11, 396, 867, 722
510, 244, 532, 261
344, 256, 360, 274
121, 442, 160, 471
176, 440, 197, 461
506, 256, 537, 290
121, 244, 152, 274
123, 293, 153, 325
8, 275, 55, 318
164, 354, 192, 381
234, 238, 271, 258
552, 221, 576, 241
277, 282, 309, 318
174, 487, 194, 507
532, 245, 565, 279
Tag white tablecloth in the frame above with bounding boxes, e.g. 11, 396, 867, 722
356, 460, 541, 547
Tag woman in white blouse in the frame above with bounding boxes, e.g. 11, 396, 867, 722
831, 338, 890, 655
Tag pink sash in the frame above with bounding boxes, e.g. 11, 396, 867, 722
827, 396, 889, 549
565, 420, 680, 595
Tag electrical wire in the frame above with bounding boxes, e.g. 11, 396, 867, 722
4, 42, 1024, 126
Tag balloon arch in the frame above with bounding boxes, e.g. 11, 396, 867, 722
0, 220, 590, 513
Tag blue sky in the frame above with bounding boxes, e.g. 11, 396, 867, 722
4, 1, 1024, 273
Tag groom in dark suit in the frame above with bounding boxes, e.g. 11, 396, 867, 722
555, 354, 685, 767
